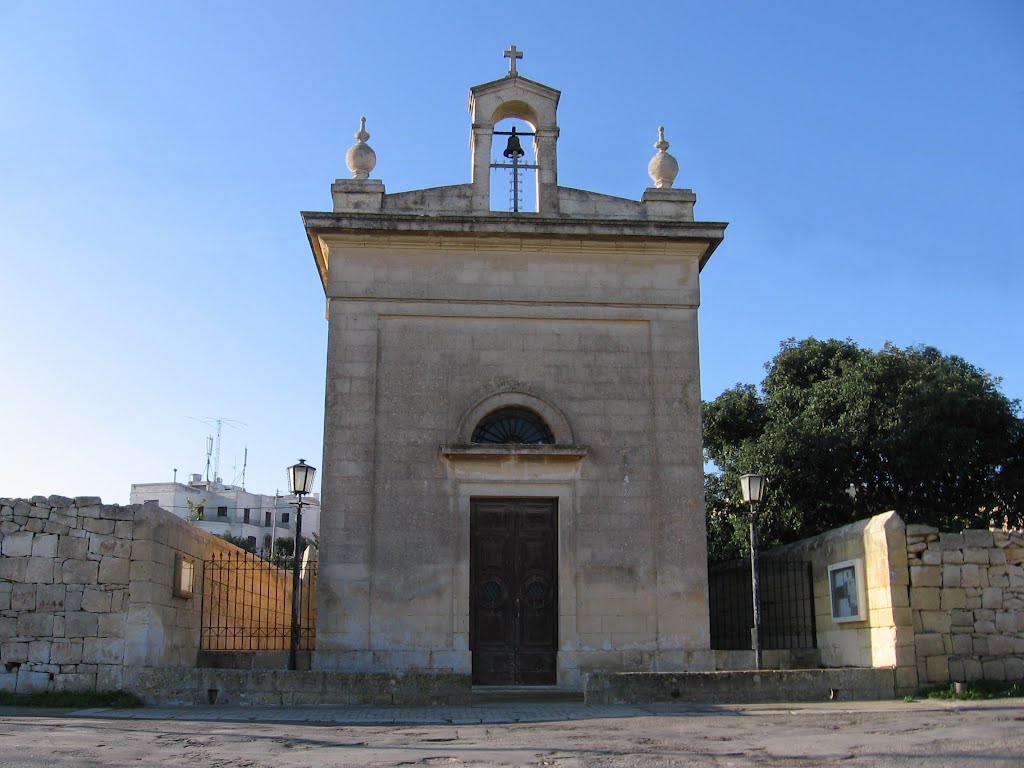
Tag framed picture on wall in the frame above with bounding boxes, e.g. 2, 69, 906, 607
173, 553, 196, 599
828, 559, 865, 622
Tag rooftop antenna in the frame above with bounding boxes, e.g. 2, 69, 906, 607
232, 446, 249, 489
204, 435, 213, 482
188, 416, 248, 484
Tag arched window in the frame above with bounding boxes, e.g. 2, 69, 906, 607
471, 407, 555, 445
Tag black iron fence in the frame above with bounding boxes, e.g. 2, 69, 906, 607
200, 551, 317, 651
709, 558, 816, 650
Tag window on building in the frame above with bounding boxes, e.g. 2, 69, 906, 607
246, 536, 257, 550
265, 511, 272, 527
197, 505, 205, 518
243, 508, 251, 524
281, 512, 290, 524
217, 506, 228, 518
472, 406, 555, 444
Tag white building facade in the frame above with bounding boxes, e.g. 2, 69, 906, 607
129, 474, 320, 556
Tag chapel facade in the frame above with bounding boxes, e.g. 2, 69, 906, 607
302, 51, 726, 688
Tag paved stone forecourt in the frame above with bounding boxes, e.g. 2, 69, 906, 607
2, 699, 1023, 768
47, 696, 1024, 729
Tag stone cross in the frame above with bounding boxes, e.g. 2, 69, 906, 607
504, 45, 523, 76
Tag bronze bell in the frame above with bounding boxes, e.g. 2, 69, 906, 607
503, 127, 525, 159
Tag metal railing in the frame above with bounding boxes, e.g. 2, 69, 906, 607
709, 558, 816, 651
200, 551, 317, 651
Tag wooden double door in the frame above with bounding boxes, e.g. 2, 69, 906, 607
470, 498, 558, 686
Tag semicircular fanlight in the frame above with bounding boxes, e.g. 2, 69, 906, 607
471, 407, 555, 445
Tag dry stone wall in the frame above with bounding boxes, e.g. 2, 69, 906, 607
1, 494, 274, 694
1, 495, 134, 693
905, 524, 1024, 686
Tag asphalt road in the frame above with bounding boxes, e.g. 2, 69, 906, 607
1, 699, 1022, 767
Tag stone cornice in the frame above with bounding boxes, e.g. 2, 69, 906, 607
318, 232, 711, 256
302, 210, 726, 242
303, 212, 725, 292
440, 444, 588, 458
439, 444, 588, 482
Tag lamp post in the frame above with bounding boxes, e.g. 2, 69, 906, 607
287, 459, 316, 671
739, 472, 766, 670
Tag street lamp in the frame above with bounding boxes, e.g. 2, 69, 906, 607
739, 472, 766, 670
287, 458, 316, 671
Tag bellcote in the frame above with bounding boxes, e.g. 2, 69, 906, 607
319, 48, 723, 248
468, 72, 561, 214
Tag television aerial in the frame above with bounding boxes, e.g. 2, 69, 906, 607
187, 416, 247, 484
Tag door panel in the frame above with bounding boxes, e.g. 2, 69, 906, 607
470, 499, 515, 683
470, 498, 557, 685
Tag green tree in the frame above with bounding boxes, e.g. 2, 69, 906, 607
704, 338, 1023, 561
274, 536, 295, 558
185, 497, 206, 522
269, 535, 313, 566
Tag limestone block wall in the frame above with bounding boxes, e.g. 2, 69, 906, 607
1, 495, 132, 693
0, 495, 280, 694
905, 525, 1024, 686
126, 503, 263, 664
767, 512, 1024, 693
767, 511, 917, 692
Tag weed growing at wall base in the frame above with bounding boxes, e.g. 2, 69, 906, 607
918, 680, 1024, 701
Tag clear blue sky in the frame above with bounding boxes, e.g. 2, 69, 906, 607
2, 2, 1021, 504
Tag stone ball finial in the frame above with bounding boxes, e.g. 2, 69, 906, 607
345, 116, 377, 180
647, 126, 679, 189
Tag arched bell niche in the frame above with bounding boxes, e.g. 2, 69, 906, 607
489, 116, 539, 213
469, 76, 561, 214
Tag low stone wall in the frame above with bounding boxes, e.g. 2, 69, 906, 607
585, 668, 896, 704
0, 495, 295, 694
125, 668, 469, 706
905, 524, 1024, 686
